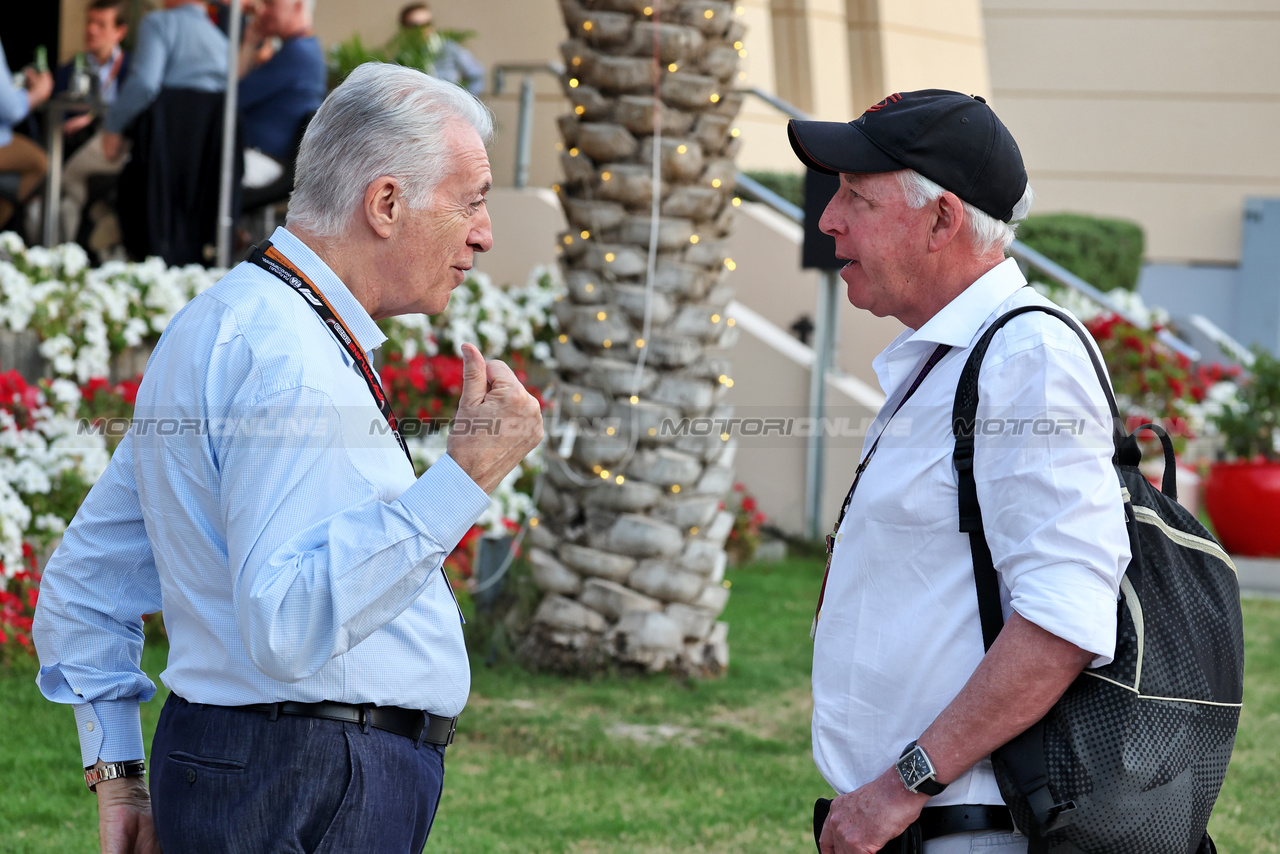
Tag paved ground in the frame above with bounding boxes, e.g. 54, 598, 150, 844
1236, 557, 1280, 600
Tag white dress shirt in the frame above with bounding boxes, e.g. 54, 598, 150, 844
811, 258, 1130, 804
34, 226, 489, 768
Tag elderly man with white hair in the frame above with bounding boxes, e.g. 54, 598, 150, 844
790, 90, 1130, 854
34, 63, 543, 854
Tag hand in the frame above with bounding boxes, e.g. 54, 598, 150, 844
24, 68, 54, 109
447, 342, 543, 493
63, 112, 95, 136
96, 776, 161, 854
819, 767, 928, 854
101, 132, 125, 162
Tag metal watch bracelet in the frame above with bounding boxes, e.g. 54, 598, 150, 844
84, 759, 146, 792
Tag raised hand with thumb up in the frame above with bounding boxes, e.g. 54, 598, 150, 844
446, 342, 544, 494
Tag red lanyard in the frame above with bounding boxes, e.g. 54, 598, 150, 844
811, 343, 952, 639
249, 241, 413, 468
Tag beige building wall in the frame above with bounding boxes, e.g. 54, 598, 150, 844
983, 0, 1280, 265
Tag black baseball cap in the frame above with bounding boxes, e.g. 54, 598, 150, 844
787, 90, 1027, 222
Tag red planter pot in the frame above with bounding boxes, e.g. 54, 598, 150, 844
1204, 460, 1280, 557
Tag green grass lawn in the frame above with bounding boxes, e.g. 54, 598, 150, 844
2, 559, 1277, 853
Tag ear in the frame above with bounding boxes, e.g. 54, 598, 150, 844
927, 191, 966, 253
363, 176, 402, 239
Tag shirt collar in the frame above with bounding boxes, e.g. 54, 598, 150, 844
872, 257, 1027, 394
270, 226, 387, 355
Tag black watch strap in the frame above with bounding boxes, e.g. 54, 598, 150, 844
84, 759, 146, 792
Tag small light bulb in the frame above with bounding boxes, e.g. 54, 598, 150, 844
558, 334, 568, 343
605, 252, 616, 262
690, 526, 699, 535
643, 6, 653, 15
529, 516, 540, 527
616, 475, 626, 484
563, 235, 574, 245
569, 147, 580, 157
584, 283, 595, 293
668, 62, 678, 72
727, 318, 736, 327
677, 144, 688, 154
690, 235, 700, 244
721, 432, 730, 441
596, 311, 607, 320
672, 484, 682, 493
592, 464, 602, 474
583, 20, 593, 30
704, 8, 714, 18
601, 171, 612, 181
601, 469, 610, 479
730, 127, 741, 138
635, 338, 645, 348
724, 258, 737, 271
648, 427, 657, 436
580, 230, 591, 239
574, 105, 586, 115
732, 197, 742, 207
725, 378, 734, 388
712, 178, 722, 188
606, 426, 616, 436
630, 395, 639, 404
711, 314, 721, 323
710, 93, 721, 103
572, 56, 582, 66
569, 78, 580, 88
574, 393, 583, 402
734, 41, 743, 50
602, 339, 612, 348
738, 49, 747, 58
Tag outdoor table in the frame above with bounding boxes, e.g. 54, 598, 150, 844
41, 91, 103, 247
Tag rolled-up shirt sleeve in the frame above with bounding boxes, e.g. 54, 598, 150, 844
972, 319, 1130, 666
33, 431, 161, 768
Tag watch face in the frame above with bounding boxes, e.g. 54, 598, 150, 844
898, 746, 934, 789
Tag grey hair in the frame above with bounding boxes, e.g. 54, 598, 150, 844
287, 62, 494, 238
895, 170, 1034, 255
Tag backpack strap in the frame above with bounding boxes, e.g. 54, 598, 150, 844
951, 304, 1127, 843
951, 304, 1124, 650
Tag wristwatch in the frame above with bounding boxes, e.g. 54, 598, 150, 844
84, 759, 146, 792
896, 741, 947, 796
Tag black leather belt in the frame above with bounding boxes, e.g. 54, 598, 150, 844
918, 804, 1015, 840
239, 701, 457, 746
814, 800, 1015, 852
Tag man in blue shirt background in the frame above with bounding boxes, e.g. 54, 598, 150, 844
238, 0, 326, 188
0, 40, 53, 231
100, 0, 227, 163
53, 0, 131, 245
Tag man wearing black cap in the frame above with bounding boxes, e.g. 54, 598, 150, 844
791, 91, 1129, 853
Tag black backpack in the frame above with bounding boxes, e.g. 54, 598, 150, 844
952, 305, 1244, 854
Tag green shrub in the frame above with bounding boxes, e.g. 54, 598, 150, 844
742, 170, 804, 209
1016, 213, 1145, 293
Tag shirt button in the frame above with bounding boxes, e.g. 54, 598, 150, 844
186, 768, 197, 784
85, 722, 95, 732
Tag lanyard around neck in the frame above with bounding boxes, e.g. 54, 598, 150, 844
248, 240, 413, 467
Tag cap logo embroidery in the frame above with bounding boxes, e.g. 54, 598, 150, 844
865, 93, 902, 113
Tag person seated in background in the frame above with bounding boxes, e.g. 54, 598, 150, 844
53, 0, 131, 246
0, 39, 53, 232
99, 0, 227, 164
237, 0, 325, 190
398, 2, 485, 96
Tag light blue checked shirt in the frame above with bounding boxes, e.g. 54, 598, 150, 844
34, 226, 487, 768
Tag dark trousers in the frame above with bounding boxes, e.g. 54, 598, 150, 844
151, 693, 446, 853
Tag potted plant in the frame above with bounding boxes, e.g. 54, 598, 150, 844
1204, 345, 1280, 556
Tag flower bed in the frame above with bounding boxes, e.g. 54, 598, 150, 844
0, 233, 559, 655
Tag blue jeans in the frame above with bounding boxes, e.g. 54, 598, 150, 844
151, 694, 446, 853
